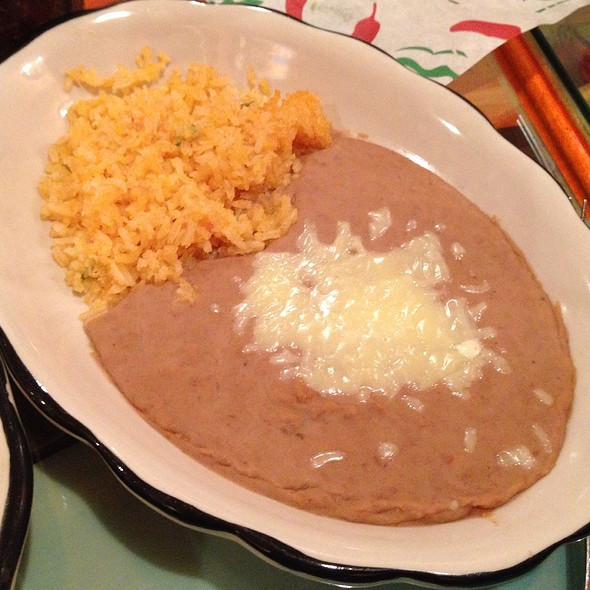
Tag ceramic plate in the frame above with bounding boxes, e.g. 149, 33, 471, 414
0, 365, 33, 589
0, 1, 589, 586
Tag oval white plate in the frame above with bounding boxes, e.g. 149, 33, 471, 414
1, 1, 589, 586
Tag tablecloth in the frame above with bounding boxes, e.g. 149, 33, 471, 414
86, 0, 590, 83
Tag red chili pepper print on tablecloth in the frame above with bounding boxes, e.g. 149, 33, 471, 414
352, 3, 380, 43
450, 20, 522, 40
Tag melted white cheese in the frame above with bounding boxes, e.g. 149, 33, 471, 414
235, 222, 501, 398
463, 427, 477, 453
532, 423, 552, 453
401, 394, 425, 413
310, 451, 345, 468
451, 242, 466, 260
367, 207, 392, 241
497, 445, 537, 470
533, 388, 554, 406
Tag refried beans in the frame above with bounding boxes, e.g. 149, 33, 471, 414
85, 136, 575, 525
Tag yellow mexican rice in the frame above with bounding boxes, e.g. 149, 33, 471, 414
39, 47, 331, 315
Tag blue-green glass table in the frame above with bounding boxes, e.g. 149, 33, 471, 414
15, 442, 587, 590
